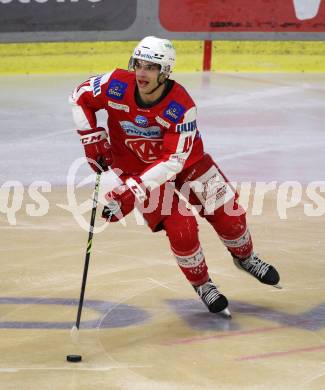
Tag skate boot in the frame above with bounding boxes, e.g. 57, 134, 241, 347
194, 279, 231, 317
233, 253, 281, 287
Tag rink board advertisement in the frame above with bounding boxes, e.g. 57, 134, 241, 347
0, 0, 136, 32
0, 0, 325, 41
159, 0, 325, 32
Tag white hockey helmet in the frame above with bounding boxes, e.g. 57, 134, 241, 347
129, 36, 176, 78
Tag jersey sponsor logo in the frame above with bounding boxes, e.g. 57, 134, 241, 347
134, 115, 148, 127
120, 121, 161, 138
202, 173, 226, 202
189, 166, 235, 214
163, 101, 185, 123
106, 79, 128, 100
155, 115, 170, 129
92, 75, 102, 97
125, 138, 163, 163
108, 101, 130, 112
176, 119, 197, 133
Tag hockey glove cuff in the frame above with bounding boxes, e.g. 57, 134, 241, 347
102, 176, 148, 222
78, 127, 113, 173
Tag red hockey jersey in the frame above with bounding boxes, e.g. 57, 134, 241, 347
71, 69, 204, 190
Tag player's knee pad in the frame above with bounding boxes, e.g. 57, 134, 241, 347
163, 214, 209, 285
163, 213, 199, 253
206, 204, 253, 259
207, 202, 247, 238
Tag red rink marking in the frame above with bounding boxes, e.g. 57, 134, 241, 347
161, 324, 289, 346
236, 345, 325, 361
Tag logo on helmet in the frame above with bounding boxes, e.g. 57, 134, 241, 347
132, 37, 175, 76
135, 49, 154, 61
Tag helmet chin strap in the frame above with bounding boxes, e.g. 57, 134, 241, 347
145, 82, 164, 95
144, 73, 167, 95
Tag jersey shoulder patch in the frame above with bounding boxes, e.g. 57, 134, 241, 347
163, 100, 186, 123
106, 78, 128, 100
161, 81, 195, 125
106, 69, 135, 101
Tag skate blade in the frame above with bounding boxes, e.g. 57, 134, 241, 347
219, 307, 232, 319
272, 284, 283, 289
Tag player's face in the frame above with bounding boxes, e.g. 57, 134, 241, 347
134, 60, 161, 94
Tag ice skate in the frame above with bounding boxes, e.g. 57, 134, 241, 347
233, 253, 281, 288
194, 279, 231, 318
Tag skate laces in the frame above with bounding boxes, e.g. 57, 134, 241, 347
196, 281, 220, 305
242, 254, 270, 278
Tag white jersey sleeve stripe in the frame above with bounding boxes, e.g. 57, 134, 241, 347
141, 130, 196, 191
140, 106, 197, 190
71, 85, 92, 103
70, 100, 92, 130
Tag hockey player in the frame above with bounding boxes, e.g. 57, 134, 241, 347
70, 36, 280, 317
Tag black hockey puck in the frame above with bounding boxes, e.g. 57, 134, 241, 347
66, 354, 82, 363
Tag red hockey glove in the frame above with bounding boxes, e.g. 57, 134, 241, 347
102, 177, 147, 222
77, 127, 112, 173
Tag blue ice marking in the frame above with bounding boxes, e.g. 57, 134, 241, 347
0, 297, 150, 329
167, 299, 325, 331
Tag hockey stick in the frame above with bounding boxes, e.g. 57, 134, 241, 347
71, 172, 101, 337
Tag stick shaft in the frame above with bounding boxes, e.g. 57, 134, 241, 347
75, 173, 101, 329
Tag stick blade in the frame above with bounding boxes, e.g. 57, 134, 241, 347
70, 325, 79, 344
220, 307, 232, 319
